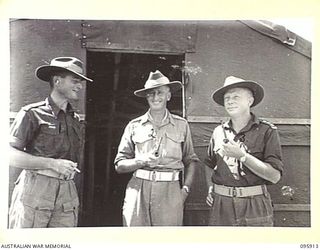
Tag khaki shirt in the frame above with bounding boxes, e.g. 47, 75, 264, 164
114, 110, 199, 171
10, 96, 84, 164
204, 113, 284, 186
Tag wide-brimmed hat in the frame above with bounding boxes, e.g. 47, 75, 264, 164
35, 57, 93, 82
134, 70, 182, 97
212, 76, 264, 107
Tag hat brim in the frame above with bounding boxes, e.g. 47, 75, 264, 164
134, 81, 182, 97
36, 65, 93, 82
212, 81, 264, 107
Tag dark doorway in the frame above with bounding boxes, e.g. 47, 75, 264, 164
81, 51, 184, 226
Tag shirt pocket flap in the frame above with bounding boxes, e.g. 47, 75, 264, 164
62, 199, 79, 212
22, 194, 55, 210
166, 132, 184, 143
132, 132, 153, 144
39, 123, 60, 135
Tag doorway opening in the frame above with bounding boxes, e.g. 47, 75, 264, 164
81, 51, 184, 226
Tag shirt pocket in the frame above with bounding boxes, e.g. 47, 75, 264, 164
132, 131, 153, 155
243, 133, 264, 160
34, 122, 67, 156
164, 132, 184, 160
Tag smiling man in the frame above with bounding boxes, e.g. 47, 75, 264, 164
204, 76, 284, 226
9, 57, 92, 228
114, 70, 199, 226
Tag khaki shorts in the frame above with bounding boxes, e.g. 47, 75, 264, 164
9, 170, 79, 228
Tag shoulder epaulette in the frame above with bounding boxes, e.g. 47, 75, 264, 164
171, 114, 186, 122
22, 101, 46, 111
130, 116, 143, 123
260, 119, 277, 129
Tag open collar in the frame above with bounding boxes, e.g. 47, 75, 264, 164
141, 109, 175, 126
47, 96, 74, 117
224, 112, 259, 133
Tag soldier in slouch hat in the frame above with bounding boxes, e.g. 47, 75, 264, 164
204, 76, 284, 226
9, 57, 92, 228
114, 70, 199, 226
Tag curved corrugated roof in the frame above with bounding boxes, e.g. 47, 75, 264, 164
239, 20, 311, 59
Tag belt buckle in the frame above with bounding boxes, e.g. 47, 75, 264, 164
151, 171, 157, 181
232, 187, 237, 197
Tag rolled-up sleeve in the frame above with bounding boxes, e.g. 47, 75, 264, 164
182, 123, 199, 167
10, 109, 36, 150
203, 134, 217, 169
264, 127, 284, 175
114, 123, 135, 166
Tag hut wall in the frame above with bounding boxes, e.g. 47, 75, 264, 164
10, 19, 86, 113
9, 20, 311, 227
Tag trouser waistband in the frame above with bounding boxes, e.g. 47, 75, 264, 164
29, 169, 74, 180
213, 184, 266, 198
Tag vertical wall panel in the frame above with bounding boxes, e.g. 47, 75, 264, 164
10, 19, 86, 113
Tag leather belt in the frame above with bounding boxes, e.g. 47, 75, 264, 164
213, 184, 265, 198
134, 169, 180, 182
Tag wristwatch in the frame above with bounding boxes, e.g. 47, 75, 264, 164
182, 185, 190, 193
239, 152, 247, 163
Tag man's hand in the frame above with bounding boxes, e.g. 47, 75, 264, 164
136, 152, 160, 168
181, 188, 189, 203
206, 186, 214, 206
221, 139, 245, 159
50, 159, 79, 178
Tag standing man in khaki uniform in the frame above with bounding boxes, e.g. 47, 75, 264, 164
114, 70, 199, 226
204, 76, 284, 226
9, 57, 92, 228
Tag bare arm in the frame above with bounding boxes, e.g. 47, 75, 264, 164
10, 146, 78, 176
204, 165, 213, 189
183, 161, 197, 188
241, 153, 281, 184
115, 158, 145, 174
222, 140, 281, 184
115, 150, 162, 174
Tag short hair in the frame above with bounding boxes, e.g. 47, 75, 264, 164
48, 70, 75, 89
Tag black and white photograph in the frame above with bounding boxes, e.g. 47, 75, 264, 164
1, 0, 319, 249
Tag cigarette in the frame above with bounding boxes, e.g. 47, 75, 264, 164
74, 167, 81, 173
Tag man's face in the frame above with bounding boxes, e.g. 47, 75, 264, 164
145, 86, 171, 111
56, 74, 84, 101
223, 87, 254, 116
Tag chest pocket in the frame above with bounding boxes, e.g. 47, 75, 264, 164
34, 122, 69, 156
243, 131, 265, 159
132, 128, 153, 154
164, 132, 184, 159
